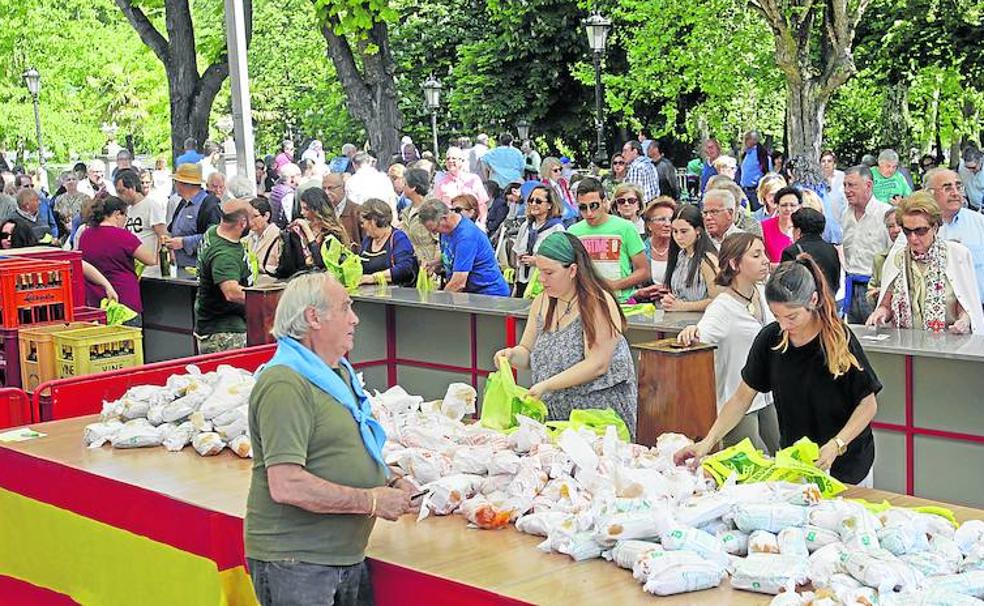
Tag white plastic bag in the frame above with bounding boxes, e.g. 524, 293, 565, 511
110, 419, 164, 448
83, 419, 123, 448
230, 434, 252, 458
192, 432, 226, 456
161, 421, 195, 452
731, 553, 810, 595
660, 526, 731, 567
440, 383, 476, 421
606, 540, 660, 570
735, 503, 809, 533
640, 550, 727, 596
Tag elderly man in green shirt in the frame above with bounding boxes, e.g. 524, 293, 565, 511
245, 272, 417, 606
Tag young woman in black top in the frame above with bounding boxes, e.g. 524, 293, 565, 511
675, 254, 880, 485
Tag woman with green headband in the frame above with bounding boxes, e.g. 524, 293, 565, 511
495, 232, 638, 437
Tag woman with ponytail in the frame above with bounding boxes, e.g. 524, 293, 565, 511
494, 232, 638, 438
674, 254, 881, 485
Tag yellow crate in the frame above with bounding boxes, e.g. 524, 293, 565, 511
54, 325, 144, 379
18, 322, 100, 392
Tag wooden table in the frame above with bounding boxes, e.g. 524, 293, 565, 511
2, 416, 982, 606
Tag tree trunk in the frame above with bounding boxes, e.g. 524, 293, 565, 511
321, 19, 402, 169
882, 82, 911, 155
784, 78, 827, 187
115, 0, 251, 165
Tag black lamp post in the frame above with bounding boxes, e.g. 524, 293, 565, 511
584, 14, 612, 166
422, 76, 442, 157
516, 119, 530, 142
22, 67, 45, 170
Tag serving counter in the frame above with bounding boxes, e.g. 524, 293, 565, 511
140, 270, 200, 363
2, 415, 982, 606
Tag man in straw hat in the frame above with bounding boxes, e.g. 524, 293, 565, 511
164, 163, 222, 268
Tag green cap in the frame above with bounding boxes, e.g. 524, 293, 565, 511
537, 232, 576, 265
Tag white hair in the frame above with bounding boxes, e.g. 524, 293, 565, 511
704, 189, 736, 210
272, 272, 338, 340
712, 155, 737, 170
88, 159, 106, 172
446, 146, 467, 161
878, 149, 899, 164
226, 174, 255, 199
279, 163, 301, 178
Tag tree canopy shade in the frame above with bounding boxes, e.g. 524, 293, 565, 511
114, 0, 253, 165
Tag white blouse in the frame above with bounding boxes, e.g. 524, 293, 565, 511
696, 285, 775, 413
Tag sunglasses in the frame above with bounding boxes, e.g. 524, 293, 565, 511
578, 202, 602, 212
551, 167, 562, 173
902, 226, 932, 237
452, 207, 473, 214
612, 160, 626, 166
615, 197, 639, 206
527, 197, 549, 205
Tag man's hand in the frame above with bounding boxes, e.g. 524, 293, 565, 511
865, 306, 891, 327
164, 236, 184, 250
370, 487, 413, 521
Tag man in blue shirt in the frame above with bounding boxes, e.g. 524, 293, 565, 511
175, 137, 204, 167
958, 147, 984, 211
418, 199, 510, 296
930, 168, 984, 303
480, 134, 525, 188
738, 131, 772, 211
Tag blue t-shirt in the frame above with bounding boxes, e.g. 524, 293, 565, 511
481, 146, 525, 188
739, 146, 771, 188
440, 217, 510, 296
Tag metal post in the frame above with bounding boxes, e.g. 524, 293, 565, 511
431, 112, 439, 159
31, 93, 47, 190
223, 0, 256, 186
593, 50, 607, 166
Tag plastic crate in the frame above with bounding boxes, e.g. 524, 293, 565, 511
0, 328, 19, 388
0, 258, 74, 329
19, 322, 101, 392
1, 247, 85, 308
74, 306, 108, 324
54, 325, 143, 379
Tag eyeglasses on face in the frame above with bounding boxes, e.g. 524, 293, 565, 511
902, 225, 932, 237
645, 216, 671, 223
551, 167, 562, 173
936, 182, 964, 193
615, 197, 639, 206
701, 208, 728, 216
452, 207, 473, 214
578, 202, 602, 212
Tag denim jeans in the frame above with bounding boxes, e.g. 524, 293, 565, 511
248, 558, 374, 606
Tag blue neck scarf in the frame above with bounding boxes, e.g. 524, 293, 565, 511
262, 337, 388, 474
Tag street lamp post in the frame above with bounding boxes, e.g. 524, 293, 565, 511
516, 119, 530, 142
22, 67, 45, 172
583, 14, 612, 166
422, 76, 442, 157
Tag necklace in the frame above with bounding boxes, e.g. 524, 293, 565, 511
730, 286, 758, 316
653, 240, 670, 257
556, 295, 577, 324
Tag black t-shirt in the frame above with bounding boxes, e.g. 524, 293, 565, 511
742, 322, 881, 484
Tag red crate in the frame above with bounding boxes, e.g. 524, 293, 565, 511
1, 248, 85, 307
0, 259, 74, 329
0, 328, 19, 388
73, 306, 108, 324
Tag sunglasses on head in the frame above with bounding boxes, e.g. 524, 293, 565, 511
578, 202, 602, 212
902, 226, 932, 237
615, 197, 639, 206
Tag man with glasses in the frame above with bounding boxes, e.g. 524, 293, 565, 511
702, 189, 742, 250
568, 178, 649, 302
418, 199, 509, 296
324, 173, 364, 252
621, 140, 660, 203
930, 168, 984, 304
958, 146, 984, 211
841, 165, 894, 323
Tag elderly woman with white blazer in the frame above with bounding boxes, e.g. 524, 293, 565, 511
866, 192, 983, 334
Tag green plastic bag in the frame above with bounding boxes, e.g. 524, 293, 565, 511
523, 268, 544, 299
320, 235, 363, 291
100, 298, 138, 326
621, 303, 657, 317
480, 357, 548, 431
416, 266, 436, 292
243, 238, 260, 285
547, 408, 630, 442
701, 438, 774, 484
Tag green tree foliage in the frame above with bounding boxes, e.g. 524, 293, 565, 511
0, 0, 168, 162
596, 0, 785, 150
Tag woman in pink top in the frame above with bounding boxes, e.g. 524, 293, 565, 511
79, 196, 159, 320
433, 147, 490, 222
761, 186, 802, 263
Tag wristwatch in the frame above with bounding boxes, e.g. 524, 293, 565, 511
833, 437, 847, 455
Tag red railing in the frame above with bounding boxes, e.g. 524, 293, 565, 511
0, 388, 30, 430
